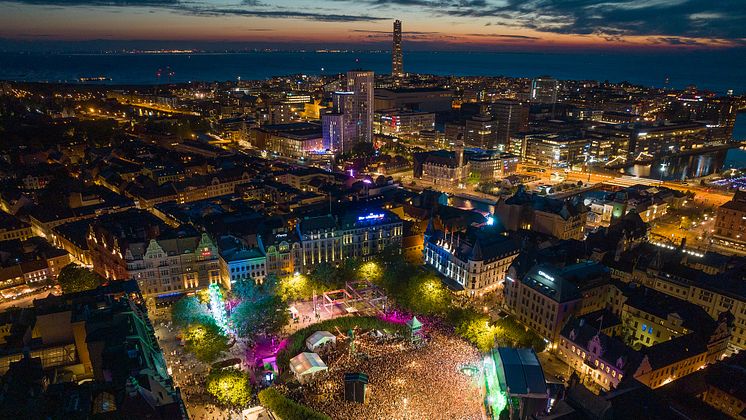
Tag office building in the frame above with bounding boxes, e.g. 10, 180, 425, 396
504, 262, 610, 342
374, 108, 435, 136
322, 91, 359, 153
491, 100, 529, 149
87, 209, 220, 301
296, 209, 403, 268
218, 236, 267, 285
464, 111, 499, 149
466, 150, 519, 181
530, 76, 559, 104
496, 188, 588, 240
412, 145, 469, 187
423, 225, 520, 297
253, 122, 325, 158
374, 87, 453, 112
713, 190, 746, 252
392, 20, 403, 79
522, 133, 589, 168
347, 70, 375, 144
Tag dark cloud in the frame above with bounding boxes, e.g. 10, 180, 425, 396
0, 0, 384, 22
465, 33, 539, 40
649, 36, 703, 45
0, 0, 178, 5
176, 6, 387, 22
331, 0, 489, 8
446, 0, 746, 41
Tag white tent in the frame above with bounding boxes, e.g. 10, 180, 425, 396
289, 352, 327, 384
305, 331, 336, 352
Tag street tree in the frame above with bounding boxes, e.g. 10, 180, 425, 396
170, 296, 210, 328
57, 263, 104, 294
183, 320, 230, 362
206, 368, 252, 407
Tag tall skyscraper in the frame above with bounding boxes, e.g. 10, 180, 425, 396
530, 76, 559, 104
322, 91, 357, 152
346, 70, 374, 145
491, 100, 529, 149
392, 20, 403, 79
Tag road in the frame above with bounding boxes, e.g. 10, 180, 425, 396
0, 289, 57, 312
649, 212, 718, 250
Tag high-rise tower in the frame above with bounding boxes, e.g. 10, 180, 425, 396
346, 70, 374, 144
392, 20, 403, 79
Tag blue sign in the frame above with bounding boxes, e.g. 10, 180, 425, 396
358, 213, 385, 221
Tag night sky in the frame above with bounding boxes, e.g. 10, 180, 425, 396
0, 0, 744, 50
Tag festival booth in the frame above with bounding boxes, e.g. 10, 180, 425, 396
306, 331, 337, 352
407, 316, 424, 343
289, 352, 328, 384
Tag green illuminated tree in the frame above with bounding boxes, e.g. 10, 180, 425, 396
455, 315, 500, 352
206, 368, 252, 407
183, 320, 230, 362
57, 263, 104, 294
231, 295, 289, 339
231, 278, 262, 301
170, 296, 210, 328
277, 273, 327, 301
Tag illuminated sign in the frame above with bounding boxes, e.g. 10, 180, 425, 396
538, 270, 555, 282
358, 213, 385, 221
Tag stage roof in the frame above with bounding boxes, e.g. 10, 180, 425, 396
495, 347, 547, 398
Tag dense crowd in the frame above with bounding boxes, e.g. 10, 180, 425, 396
291, 326, 484, 420
155, 316, 249, 420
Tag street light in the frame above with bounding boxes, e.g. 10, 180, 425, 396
659, 162, 668, 186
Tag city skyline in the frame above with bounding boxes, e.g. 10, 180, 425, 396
1, 0, 745, 51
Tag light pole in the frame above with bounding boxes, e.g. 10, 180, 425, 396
659, 161, 668, 186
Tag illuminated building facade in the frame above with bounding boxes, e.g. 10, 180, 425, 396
491, 100, 529, 149
296, 209, 403, 268
255, 122, 325, 158
374, 109, 435, 136
530, 77, 559, 104
713, 190, 746, 252
464, 111, 498, 149
423, 226, 520, 297
496, 189, 588, 240
347, 70, 375, 144
415, 148, 470, 187
87, 209, 220, 300
629, 122, 709, 157
392, 20, 403, 79
504, 262, 609, 343
322, 91, 357, 153
522, 133, 589, 168
218, 236, 267, 286
466, 150, 519, 181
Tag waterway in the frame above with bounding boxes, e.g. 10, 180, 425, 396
623, 112, 746, 181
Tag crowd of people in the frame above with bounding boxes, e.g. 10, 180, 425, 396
291, 325, 484, 419
154, 314, 250, 420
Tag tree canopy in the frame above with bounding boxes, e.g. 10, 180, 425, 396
57, 263, 104, 294
258, 388, 330, 420
183, 320, 230, 362
231, 295, 289, 339
206, 368, 252, 407
170, 296, 211, 328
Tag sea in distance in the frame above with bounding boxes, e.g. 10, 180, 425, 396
1, 49, 746, 94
